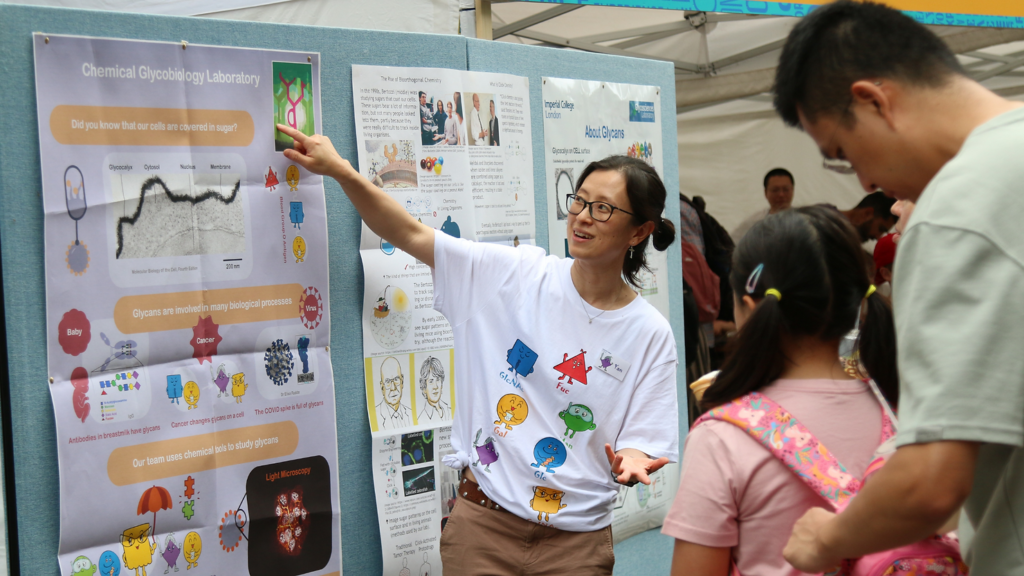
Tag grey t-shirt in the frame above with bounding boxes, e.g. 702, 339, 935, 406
893, 105, 1024, 575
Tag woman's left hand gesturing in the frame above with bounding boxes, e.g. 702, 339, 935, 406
605, 444, 670, 486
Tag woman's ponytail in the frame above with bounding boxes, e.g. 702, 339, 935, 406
652, 217, 676, 251
858, 290, 899, 407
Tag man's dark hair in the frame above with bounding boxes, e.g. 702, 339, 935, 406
773, 0, 965, 127
763, 168, 794, 189
418, 91, 426, 98
855, 191, 896, 219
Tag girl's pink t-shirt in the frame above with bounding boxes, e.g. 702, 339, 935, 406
662, 378, 883, 576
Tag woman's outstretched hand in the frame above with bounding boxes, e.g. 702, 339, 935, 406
605, 444, 669, 486
277, 124, 352, 180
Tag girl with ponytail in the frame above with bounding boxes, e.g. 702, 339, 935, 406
278, 120, 679, 576
662, 206, 898, 575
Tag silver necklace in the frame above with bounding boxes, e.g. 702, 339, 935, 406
578, 291, 608, 324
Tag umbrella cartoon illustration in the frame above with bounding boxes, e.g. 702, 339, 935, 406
137, 485, 173, 539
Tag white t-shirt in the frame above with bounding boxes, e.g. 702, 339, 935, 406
432, 230, 679, 531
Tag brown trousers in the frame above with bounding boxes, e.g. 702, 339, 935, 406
439, 494, 615, 576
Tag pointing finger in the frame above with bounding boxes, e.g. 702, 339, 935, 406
276, 123, 308, 144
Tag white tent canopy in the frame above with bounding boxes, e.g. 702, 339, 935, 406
491, 1, 1024, 233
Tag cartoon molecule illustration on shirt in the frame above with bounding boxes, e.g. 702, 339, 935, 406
558, 402, 597, 439
264, 338, 294, 386
530, 437, 567, 474
553, 349, 592, 385
286, 165, 300, 192
63, 165, 90, 275
472, 428, 499, 472
529, 486, 567, 522
494, 394, 529, 431
506, 339, 539, 378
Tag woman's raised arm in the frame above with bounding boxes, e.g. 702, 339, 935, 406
277, 124, 435, 267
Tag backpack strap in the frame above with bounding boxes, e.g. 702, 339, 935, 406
694, 392, 862, 512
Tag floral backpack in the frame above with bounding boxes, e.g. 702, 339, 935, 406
694, 390, 968, 576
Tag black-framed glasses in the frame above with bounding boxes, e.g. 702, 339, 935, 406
565, 193, 634, 222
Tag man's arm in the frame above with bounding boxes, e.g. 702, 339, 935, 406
784, 441, 978, 571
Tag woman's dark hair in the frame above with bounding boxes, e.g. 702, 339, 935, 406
454, 92, 463, 120
700, 206, 898, 411
575, 155, 676, 289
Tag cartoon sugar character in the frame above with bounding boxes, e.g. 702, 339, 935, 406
71, 555, 97, 576
471, 428, 499, 472
558, 402, 597, 439
530, 437, 567, 474
182, 532, 202, 570
120, 523, 155, 576
231, 373, 248, 403
493, 394, 528, 431
97, 550, 121, 576
166, 375, 183, 405
183, 381, 200, 410
529, 486, 567, 522
160, 534, 180, 573
505, 339, 538, 378
211, 364, 230, 397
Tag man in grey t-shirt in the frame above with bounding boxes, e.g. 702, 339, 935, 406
773, 2, 1024, 574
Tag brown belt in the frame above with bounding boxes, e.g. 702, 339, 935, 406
458, 472, 507, 512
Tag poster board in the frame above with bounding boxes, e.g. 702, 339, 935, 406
0, 5, 685, 575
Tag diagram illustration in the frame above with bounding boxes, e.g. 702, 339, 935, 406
274, 61, 315, 152
286, 165, 300, 191
368, 284, 411, 350
63, 165, 90, 275
364, 140, 417, 189
111, 174, 244, 259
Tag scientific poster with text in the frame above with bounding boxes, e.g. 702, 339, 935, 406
352, 64, 534, 575
542, 77, 678, 543
36, 35, 341, 576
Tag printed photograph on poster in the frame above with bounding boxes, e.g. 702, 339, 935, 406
367, 354, 414, 432
363, 139, 417, 189
465, 92, 498, 146
274, 61, 315, 151
419, 89, 466, 147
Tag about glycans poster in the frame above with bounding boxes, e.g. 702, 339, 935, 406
35, 34, 341, 576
